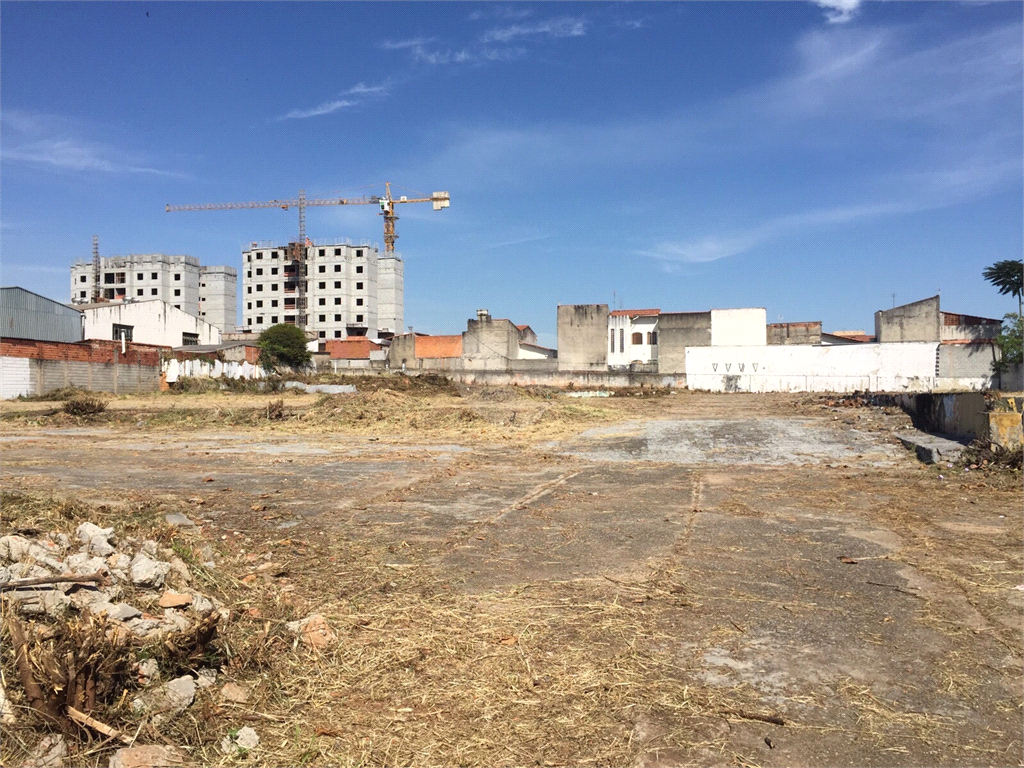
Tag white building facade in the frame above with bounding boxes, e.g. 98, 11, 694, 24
70, 254, 237, 333
81, 300, 221, 347
608, 309, 660, 367
240, 240, 403, 340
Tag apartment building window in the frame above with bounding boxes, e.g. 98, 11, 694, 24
182, 332, 199, 346
256, 317, 263, 324
137, 289, 144, 296
174, 289, 181, 297
318, 314, 326, 322
137, 273, 144, 280
115, 288, 126, 297
255, 300, 263, 308
247, 254, 252, 263
247, 287, 252, 294
334, 248, 341, 256
271, 251, 278, 258
356, 314, 363, 323
610, 330, 615, 353
272, 316, 278, 323
80, 275, 87, 283
255, 252, 263, 259
319, 249, 325, 257
151, 288, 158, 295
271, 284, 278, 291
174, 305, 180, 309
247, 302, 252, 310
355, 282, 363, 290
356, 249, 363, 258
112, 324, 133, 342
247, 318, 252, 326
256, 268, 263, 275
200, 282, 205, 288
104, 289, 115, 299
174, 273, 181, 281
116, 273, 126, 284
334, 298, 341, 305
334, 314, 341, 322
104, 273, 115, 284
271, 300, 278, 307
619, 329, 624, 353
318, 282, 326, 289
271, 267, 279, 275
334, 331, 342, 338
79, 291, 87, 298
256, 285, 263, 292
334, 281, 341, 289
284, 315, 295, 324
318, 265, 325, 273
318, 331, 326, 338
151, 272, 157, 279
356, 298, 363, 306
318, 298, 326, 306
356, 265, 363, 274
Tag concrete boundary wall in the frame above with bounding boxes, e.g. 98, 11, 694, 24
685, 343, 946, 393
437, 369, 686, 388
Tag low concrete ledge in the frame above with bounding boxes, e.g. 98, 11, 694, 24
897, 430, 971, 464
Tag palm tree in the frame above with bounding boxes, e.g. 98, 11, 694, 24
983, 259, 1023, 317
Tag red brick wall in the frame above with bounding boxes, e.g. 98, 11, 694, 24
1, 338, 165, 366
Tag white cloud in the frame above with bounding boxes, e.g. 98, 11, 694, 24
381, 36, 437, 50
814, 0, 862, 24
1, 112, 181, 176
279, 99, 357, 120
481, 17, 587, 43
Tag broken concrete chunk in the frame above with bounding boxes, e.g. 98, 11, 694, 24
189, 594, 214, 613
8, 588, 71, 618
89, 601, 142, 622
137, 658, 160, 685
158, 591, 192, 609
88, 535, 117, 557
195, 668, 217, 688
0, 681, 16, 725
141, 540, 159, 557
76, 522, 114, 545
167, 556, 192, 586
65, 552, 108, 576
219, 682, 250, 703
0, 535, 65, 571
125, 617, 163, 638
131, 676, 196, 724
108, 745, 186, 768
220, 726, 259, 755
161, 609, 191, 633
164, 513, 196, 528
25, 734, 67, 768
285, 613, 337, 648
255, 561, 286, 576
107, 552, 131, 571
131, 553, 170, 588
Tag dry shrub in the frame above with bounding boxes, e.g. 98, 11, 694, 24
62, 395, 106, 416
266, 398, 285, 420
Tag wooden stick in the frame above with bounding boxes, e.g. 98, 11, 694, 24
0, 572, 106, 592
6, 617, 60, 723
718, 708, 787, 726
67, 705, 132, 745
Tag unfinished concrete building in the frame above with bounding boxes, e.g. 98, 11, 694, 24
240, 241, 402, 341
874, 296, 1001, 343
70, 254, 236, 333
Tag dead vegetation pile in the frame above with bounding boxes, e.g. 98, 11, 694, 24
956, 439, 1023, 472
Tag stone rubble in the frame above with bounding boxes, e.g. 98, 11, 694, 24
108, 745, 187, 768
220, 726, 260, 755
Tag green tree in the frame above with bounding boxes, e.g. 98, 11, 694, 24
993, 313, 1023, 372
983, 259, 1023, 317
257, 324, 312, 370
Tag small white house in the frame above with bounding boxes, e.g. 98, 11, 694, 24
81, 300, 221, 348
608, 309, 660, 367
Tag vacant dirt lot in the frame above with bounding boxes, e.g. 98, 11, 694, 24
2, 387, 1021, 767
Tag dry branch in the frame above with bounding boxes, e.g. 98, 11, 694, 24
0, 572, 106, 592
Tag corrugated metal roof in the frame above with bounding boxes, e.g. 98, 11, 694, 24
0, 287, 84, 344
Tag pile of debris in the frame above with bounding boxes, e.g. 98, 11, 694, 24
0, 519, 244, 766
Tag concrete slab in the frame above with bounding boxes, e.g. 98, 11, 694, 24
896, 430, 971, 464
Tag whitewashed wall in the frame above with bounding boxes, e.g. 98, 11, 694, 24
83, 301, 220, 347
710, 308, 767, 346
0, 357, 34, 399
162, 358, 266, 382
685, 342, 942, 393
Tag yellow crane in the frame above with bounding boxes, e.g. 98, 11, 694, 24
166, 182, 450, 328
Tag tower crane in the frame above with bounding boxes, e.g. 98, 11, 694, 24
166, 183, 449, 328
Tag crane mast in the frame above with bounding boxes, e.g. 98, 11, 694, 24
166, 183, 450, 329
91, 236, 101, 303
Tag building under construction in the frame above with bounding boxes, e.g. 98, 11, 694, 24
70, 253, 237, 334
240, 241, 402, 340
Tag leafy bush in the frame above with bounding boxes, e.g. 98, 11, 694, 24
993, 313, 1022, 372
258, 324, 312, 370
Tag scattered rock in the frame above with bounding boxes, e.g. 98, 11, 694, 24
108, 745, 187, 768
286, 614, 337, 648
164, 513, 196, 529
1, 535, 65, 571
158, 591, 192, 609
219, 682, 250, 703
76, 522, 114, 545
25, 734, 68, 768
131, 554, 170, 588
137, 658, 160, 685
161, 608, 191, 632
131, 676, 196, 724
190, 593, 214, 613
0, 681, 15, 725
195, 668, 217, 688
167, 556, 192, 586
255, 561, 286, 576
8, 588, 71, 618
65, 552, 108, 576
87, 536, 117, 557
89, 601, 142, 622
220, 726, 259, 755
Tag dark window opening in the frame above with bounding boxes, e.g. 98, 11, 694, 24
182, 332, 199, 346
631, 332, 643, 345
318, 298, 326, 306
112, 323, 133, 342
318, 265, 326, 273
174, 273, 181, 281
334, 264, 341, 272
137, 289, 144, 296
334, 314, 341, 322
151, 288, 158, 295
356, 265, 363, 274
356, 298, 363, 306
334, 330, 342, 338
104, 273, 115, 284
80, 275, 87, 283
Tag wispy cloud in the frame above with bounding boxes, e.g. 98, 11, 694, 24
1, 111, 182, 176
469, 6, 534, 22
478, 234, 554, 251
814, 0, 862, 24
277, 82, 388, 120
480, 17, 587, 44
381, 36, 437, 50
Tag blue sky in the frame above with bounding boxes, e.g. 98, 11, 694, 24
2, 1, 1021, 345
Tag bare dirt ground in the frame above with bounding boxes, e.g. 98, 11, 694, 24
1, 386, 1021, 767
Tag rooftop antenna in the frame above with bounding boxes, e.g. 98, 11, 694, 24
91, 236, 101, 303
892, 293, 896, 309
